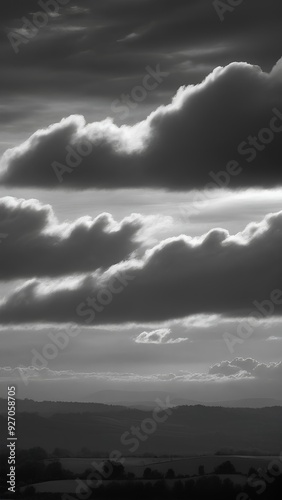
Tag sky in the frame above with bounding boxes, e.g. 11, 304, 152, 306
0, 0, 282, 402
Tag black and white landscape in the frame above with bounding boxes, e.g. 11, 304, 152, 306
0, 1, 282, 499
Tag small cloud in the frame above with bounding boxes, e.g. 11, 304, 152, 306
135, 328, 187, 344
48, 12, 61, 18
70, 6, 90, 14
118, 32, 139, 43
51, 26, 87, 33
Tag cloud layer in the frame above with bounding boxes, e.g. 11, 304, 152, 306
1, 59, 282, 190
209, 358, 282, 380
1, 0, 282, 113
0, 197, 142, 279
1, 358, 281, 384
1, 210, 282, 325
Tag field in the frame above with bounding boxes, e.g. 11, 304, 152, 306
44, 455, 277, 476
27, 475, 248, 494
7, 406, 282, 455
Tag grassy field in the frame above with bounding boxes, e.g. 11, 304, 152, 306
27, 474, 248, 494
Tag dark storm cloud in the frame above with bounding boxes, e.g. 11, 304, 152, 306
1, 59, 282, 190
1, 210, 282, 325
0, 196, 142, 279
1, 0, 282, 107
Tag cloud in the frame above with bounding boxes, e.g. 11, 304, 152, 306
208, 358, 282, 380
0, 196, 143, 279
1, 210, 282, 325
1, 0, 282, 112
135, 328, 187, 344
154, 358, 282, 383
1, 59, 282, 190
118, 32, 139, 43
0, 366, 150, 382
2, 358, 281, 384
265, 335, 282, 342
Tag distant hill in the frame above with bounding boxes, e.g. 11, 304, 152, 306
84, 390, 199, 408
0, 398, 125, 416
205, 398, 282, 408
84, 390, 192, 405
0, 396, 281, 417
0, 400, 281, 455
121, 398, 282, 410
84, 390, 282, 409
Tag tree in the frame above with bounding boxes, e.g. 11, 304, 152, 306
150, 469, 163, 479
80, 447, 92, 457
45, 461, 64, 480
214, 460, 237, 474
143, 467, 152, 479
102, 460, 125, 480
23, 486, 36, 496
17, 461, 45, 484
53, 448, 71, 458
248, 466, 257, 476
28, 447, 48, 461
165, 468, 175, 479
198, 465, 205, 476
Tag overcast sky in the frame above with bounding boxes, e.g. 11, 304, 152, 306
0, 0, 282, 402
